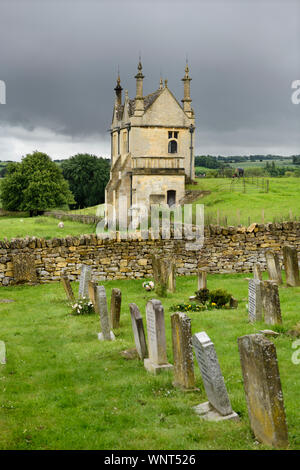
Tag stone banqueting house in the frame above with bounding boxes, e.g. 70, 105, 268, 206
1, 222, 300, 285
105, 61, 195, 224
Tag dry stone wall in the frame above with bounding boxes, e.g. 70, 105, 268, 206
0, 221, 299, 286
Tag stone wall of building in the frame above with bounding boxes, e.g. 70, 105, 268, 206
0, 221, 299, 286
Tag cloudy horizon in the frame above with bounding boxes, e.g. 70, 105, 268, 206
0, 0, 299, 161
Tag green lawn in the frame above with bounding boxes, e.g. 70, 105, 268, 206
188, 177, 300, 226
0, 273, 299, 450
0, 216, 95, 240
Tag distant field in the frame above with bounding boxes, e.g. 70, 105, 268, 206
188, 177, 300, 226
0, 216, 95, 240
227, 159, 297, 169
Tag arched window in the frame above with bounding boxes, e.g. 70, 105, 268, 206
168, 140, 177, 154
167, 190, 176, 207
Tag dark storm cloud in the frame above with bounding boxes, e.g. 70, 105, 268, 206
0, 0, 299, 160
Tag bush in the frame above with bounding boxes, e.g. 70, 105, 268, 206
71, 297, 95, 315
209, 289, 232, 308
195, 288, 210, 304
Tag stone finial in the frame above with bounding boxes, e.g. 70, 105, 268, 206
164, 79, 168, 88
181, 62, 192, 116
114, 72, 123, 106
159, 77, 163, 90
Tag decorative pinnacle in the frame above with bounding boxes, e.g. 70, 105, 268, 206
164, 79, 168, 88
135, 60, 144, 79
159, 77, 163, 90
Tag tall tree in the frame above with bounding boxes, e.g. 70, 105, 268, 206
0, 151, 74, 215
61, 154, 110, 208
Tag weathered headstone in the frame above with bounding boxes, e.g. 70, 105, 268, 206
253, 263, 262, 281
144, 299, 173, 374
197, 270, 207, 290
152, 255, 176, 295
96, 286, 115, 341
192, 332, 239, 421
265, 250, 282, 284
129, 303, 148, 360
262, 280, 282, 325
248, 279, 263, 323
61, 275, 75, 302
238, 334, 288, 448
88, 280, 97, 306
0, 341, 6, 364
283, 245, 300, 287
78, 265, 92, 298
12, 253, 37, 284
171, 312, 195, 390
110, 288, 122, 329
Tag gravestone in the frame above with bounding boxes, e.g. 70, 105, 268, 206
12, 253, 37, 284
144, 299, 173, 374
61, 275, 75, 302
253, 264, 262, 281
152, 255, 176, 295
88, 280, 97, 306
248, 279, 263, 323
96, 286, 115, 341
171, 312, 195, 390
192, 332, 239, 421
129, 303, 148, 360
262, 281, 282, 325
265, 250, 282, 284
78, 265, 92, 298
197, 270, 207, 290
110, 288, 122, 329
0, 341, 6, 365
283, 245, 300, 287
238, 334, 288, 448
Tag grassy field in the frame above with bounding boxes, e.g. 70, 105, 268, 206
0, 216, 95, 240
188, 177, 300, 226
0, 273, 299, 450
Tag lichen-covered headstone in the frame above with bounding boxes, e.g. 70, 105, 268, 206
96, 286, 115, 341
238, 334, 288, 448
152, 255, 176, 295
110, 288, 122, 329
265, 250, 282, 284
144, 299, 173, 374
248, 279, 263, 323
12, 253, 37, 284
129, 303, 148, 360
171, 312, 195, 390
262, 280, 282, 325
78, 265, 91, 298
192, 331, 239, 421
283, 245, 300, 287
0, 341, 6, 364
61, 275, 75, 302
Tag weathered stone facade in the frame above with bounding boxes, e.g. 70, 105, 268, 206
0, 221, 299, 286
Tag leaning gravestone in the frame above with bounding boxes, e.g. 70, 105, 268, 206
129, 303, 148, 360
144, 299, 173, 374
171, 312, 195, 390
110, 288, 122, 329
152, 255, 176, 295
262, 280, 282, 325
238, 334, 288, 448
265, 250, 282, 284
253, 263, 262, 281
96, 286, 115, 341
248, 279, 263, 323
61, 275, 75, 302
283, 245, 300, 287
0, 341, 6, 365
78, 265, 92, 298
192, 332, 239, 421
197, 270, 207, 290
12, 253, 37, 284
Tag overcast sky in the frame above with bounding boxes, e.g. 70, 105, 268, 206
0, 0, 299, 161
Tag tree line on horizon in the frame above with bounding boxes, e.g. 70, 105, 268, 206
0, 152, 110, 215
